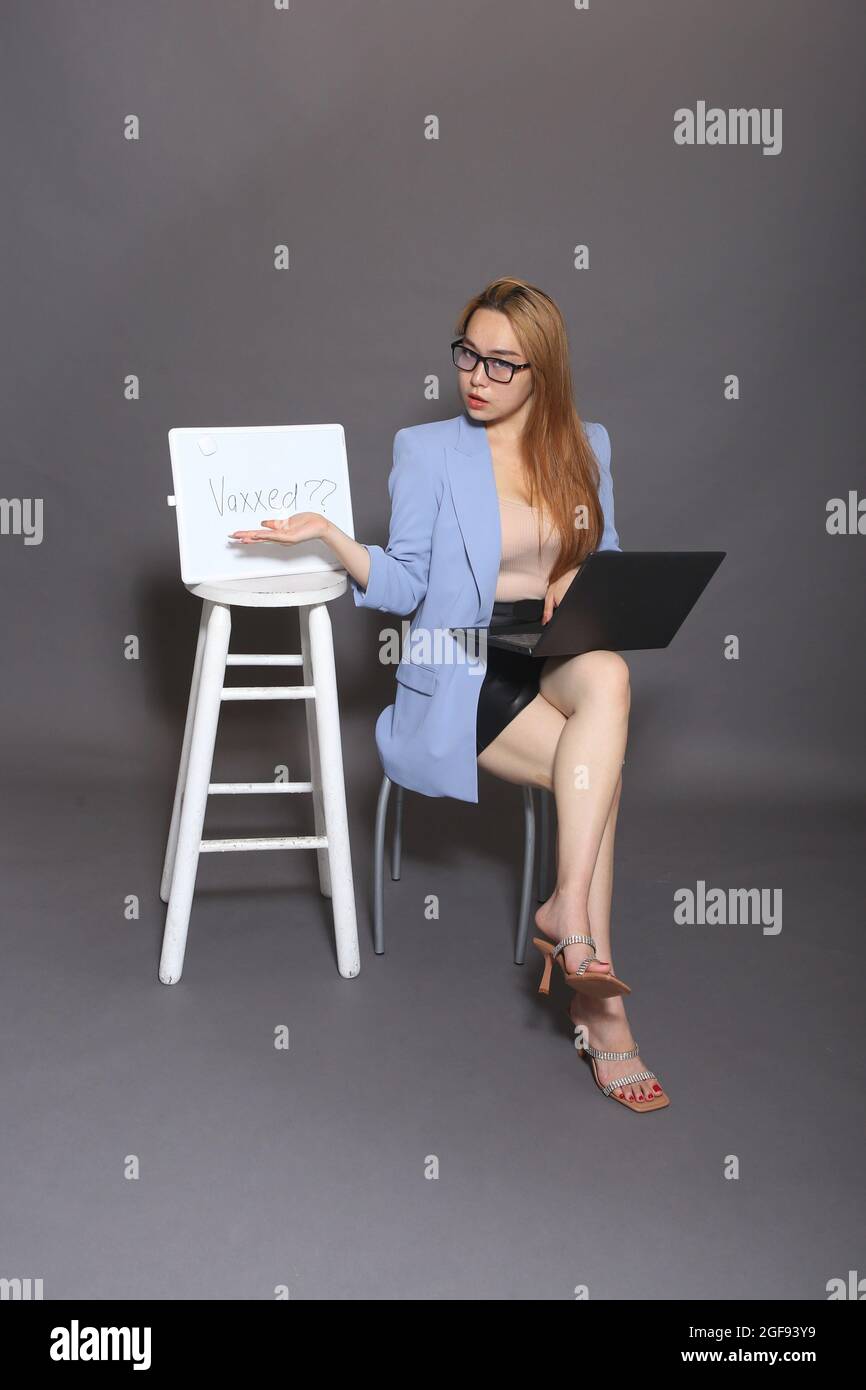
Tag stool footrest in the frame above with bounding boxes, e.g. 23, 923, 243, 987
220, 686, 314, 700
207, 781, 314, 795
200, 835, 329, 852
225, 654, 304, 666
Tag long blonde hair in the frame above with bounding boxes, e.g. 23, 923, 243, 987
454, 276, 606, 582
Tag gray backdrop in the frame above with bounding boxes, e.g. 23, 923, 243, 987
1, 1, 864, 1303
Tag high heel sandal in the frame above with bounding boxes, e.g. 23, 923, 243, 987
572, 1015, 670, 1112
532, 933, 631, 998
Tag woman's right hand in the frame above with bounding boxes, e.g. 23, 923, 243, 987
229, 512, 334, 546
229, 511, 372, 596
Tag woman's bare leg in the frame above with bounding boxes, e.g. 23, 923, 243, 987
477, 653, 668, 1103
476, 675, 617, 985
533, 650, 631, 977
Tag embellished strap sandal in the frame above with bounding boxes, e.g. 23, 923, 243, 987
532, 933, 631, 998
573, 1022, 670, 1112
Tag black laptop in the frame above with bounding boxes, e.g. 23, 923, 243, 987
485, 550, 726, 658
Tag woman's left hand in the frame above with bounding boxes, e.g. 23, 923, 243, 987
542, 565, 581, 624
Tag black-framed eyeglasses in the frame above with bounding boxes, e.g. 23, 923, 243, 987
451, 339, 531, 385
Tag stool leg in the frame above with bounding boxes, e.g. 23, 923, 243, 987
372, 775, 392, 954
515, 785, 536, 964
307, 601, 360, 979
159, 601, 231, 984
391, 783, 405, 880
298, 603, 331, 898
160, 599, 212, 903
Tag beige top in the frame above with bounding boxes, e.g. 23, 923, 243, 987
495, 495, 560, 602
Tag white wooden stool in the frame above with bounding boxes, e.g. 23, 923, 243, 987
159, 571, 360, 983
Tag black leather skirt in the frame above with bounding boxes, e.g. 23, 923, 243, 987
476, 598, 546, 756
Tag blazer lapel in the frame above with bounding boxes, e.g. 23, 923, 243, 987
444, 412, 500, 613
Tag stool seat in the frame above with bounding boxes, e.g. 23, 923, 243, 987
187, 570, 347, 608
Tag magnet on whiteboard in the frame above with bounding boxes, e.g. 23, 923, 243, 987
197, 435, 217, 456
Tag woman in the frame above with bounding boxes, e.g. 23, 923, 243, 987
230, 277, 669, 1113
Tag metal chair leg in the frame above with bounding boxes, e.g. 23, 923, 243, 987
372, 774, 393, 955
515, 785, 536, 964
538, 786, 555, 901
391, 783, 404, 880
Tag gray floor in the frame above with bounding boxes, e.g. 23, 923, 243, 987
1, 752, 863, 1301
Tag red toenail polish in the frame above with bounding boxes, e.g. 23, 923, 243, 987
653, 1084, 662, 1093
637, 1095, 644, 1101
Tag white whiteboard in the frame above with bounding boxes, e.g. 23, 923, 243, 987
167, 422, 356, 585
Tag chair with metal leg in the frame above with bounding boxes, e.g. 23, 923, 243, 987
371, 775, 556, 963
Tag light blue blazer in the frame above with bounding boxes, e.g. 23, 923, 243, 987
350, 411, 621, 802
